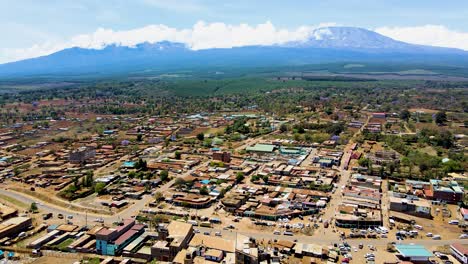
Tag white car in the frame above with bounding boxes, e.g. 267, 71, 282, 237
426, 232, 433, 237
460, 234, 468, 239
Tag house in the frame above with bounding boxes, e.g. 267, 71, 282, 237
0, 203, 17, 220
461, 208, 468, 221
235, 234, 259, 264
103, 130, 116, 135
69, 146, 96, 164
395, 244, 433, 262
451, 243, 468, 264
213, 152, 231, 163
188, 234, 235, 255
246, 144, 276, 154
0, 217, 32, 239
429, 180, 464, 203
95, 219, 145, 256
372, 112, 386, 119
318, 159, 333, 168
389, 194, 432, 219
173, 194, 213, 208
151, 221, 194, 262
205, 249, 224, 262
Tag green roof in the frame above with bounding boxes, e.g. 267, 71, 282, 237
395, 244, 432, 258
246, 144, 275, 153
280, 148, 302, 154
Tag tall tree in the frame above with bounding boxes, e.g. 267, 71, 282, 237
434, 111, 447, 125
400, 109, 410, 121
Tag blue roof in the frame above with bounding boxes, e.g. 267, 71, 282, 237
200, 179, 210, 185
122, 161, 136, 167
395, 244, 432, 257
48, 224, 58, 230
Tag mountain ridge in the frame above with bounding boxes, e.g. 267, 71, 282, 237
1, 26, 467, 77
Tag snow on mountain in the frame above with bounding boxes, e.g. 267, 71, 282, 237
0, 27, 467, 77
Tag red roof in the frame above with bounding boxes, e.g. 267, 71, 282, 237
114, 229, 138, 245
451, 243, 468, 255
96, 228, 114, 236
131, 224, 145, 231
116, 219, 134, 233
461, 208, 468, 216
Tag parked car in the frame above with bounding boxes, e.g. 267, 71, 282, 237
42, 213, 52, 220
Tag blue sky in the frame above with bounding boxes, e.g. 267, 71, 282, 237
1, 0, 468, 63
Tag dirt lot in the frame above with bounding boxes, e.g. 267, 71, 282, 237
31, 256, 79, 264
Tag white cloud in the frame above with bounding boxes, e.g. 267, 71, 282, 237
2, 22, 467, 64
1, 21, 334, 64
375, 25, 468, 51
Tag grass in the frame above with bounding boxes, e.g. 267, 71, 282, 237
56, 238, 74, 251
87, 258, 102, 264
0, 194, 28, 208
9, 187, 111, 215
419, 146, 439, 156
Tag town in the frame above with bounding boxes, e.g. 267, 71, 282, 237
0, 79, 466, 264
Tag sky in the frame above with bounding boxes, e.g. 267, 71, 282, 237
1, 0, 468, 63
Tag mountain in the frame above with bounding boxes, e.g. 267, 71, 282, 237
284, 27, 459, 53
1, 26, 467, 78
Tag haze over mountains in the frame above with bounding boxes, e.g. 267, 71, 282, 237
1, 26, 467, 78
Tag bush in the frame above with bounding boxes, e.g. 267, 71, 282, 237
95, 182, 106, 194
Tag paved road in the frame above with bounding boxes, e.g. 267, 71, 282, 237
0, 160, 206, 225
0, 188, 150, 224
2, 175, 466, 249
196, 225, 467, 248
